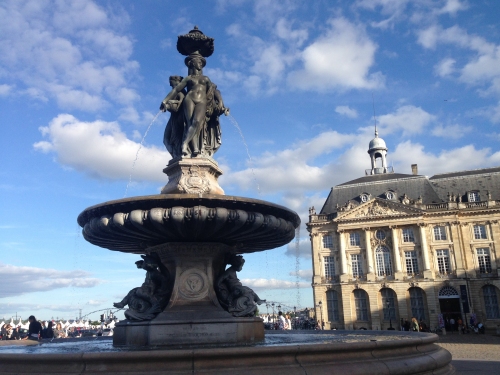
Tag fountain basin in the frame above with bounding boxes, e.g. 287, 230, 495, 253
77, 194, 300, 347
77, 194, 300, 253
0, 331, 454, 374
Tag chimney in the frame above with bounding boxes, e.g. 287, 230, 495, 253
411, 164, 418, 175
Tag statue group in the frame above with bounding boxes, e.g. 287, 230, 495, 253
161, 27, 229, 160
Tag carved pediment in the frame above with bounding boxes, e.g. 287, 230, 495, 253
335, 198, 423, 222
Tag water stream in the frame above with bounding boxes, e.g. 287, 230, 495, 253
226, 115, 260, 194
295, 226, 301, 308
124, 111, 162, 198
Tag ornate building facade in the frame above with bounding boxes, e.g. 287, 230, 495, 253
307, 131, 500, 331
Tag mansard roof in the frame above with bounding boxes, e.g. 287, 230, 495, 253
320, 166, 500, 215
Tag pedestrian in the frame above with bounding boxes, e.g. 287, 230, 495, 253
411, 317, 419, 332
286, 314, 292, 330
404, 319, 411, 331
449, 317, 455, 333
44, 321, 54, 339
24, 315, 42, 341
10, 326, 21, 340
277, 311, 287, 330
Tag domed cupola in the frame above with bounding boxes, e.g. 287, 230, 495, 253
367, 128, 390, 175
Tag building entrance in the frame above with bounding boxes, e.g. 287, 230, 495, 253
438, 286, 462, 332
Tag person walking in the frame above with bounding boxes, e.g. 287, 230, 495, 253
411, 317, 420, 332
277, 311, 287, 330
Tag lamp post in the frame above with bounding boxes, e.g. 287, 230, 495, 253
271, 303, 275, 325
293, 306, 297, 329
318, 301, 324, 329
386, 299, 394, 330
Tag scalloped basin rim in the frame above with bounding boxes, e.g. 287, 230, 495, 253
77, 194, 301, 228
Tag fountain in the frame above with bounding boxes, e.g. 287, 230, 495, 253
0, 27, 454, 374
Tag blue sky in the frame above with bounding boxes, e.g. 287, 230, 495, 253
2, 0, 500, 321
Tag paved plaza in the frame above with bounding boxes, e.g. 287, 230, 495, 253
435, 332, 500, 374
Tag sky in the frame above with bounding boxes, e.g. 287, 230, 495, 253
1, 0, 500, 321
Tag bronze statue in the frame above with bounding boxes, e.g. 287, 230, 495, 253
113, 253, 171, 321
216, 255, 265, 317
160, 27, 228, 159
162, 75, 186, 159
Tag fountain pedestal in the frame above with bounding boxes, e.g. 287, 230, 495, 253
161, 158, 224, 195
113, 243, 264, 347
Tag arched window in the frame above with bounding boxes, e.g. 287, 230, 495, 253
409, 287, 425, 321
381, 288, 396, 320
354, 289, 369, 321
483, 285, 500, 319
376, 245, 393, 276
438, 286, 459, 298
326, 290, 340, 322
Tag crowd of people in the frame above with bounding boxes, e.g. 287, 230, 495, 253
0, 316, 69, 341
262, 311, 326, 330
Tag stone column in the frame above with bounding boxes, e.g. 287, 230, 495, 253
418, 224, 434, 279
339, 230, 349, 282
391, 226, 403, 280
364, 228, 376, 281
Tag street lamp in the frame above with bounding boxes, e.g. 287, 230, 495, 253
316, 301, 324, 330
271, 303, 275, 324
386, 299, 394, 330
293, 306, 297, 329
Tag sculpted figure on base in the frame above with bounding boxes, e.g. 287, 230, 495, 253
113, 253, 171, 321
216, 255, 265, 317
160, 27, 228, 159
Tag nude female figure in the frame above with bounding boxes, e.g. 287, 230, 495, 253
161, 56, 226, 157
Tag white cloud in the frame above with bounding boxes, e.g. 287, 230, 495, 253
437, 0, 468, 15
392, 141, 500, 175
33, 114, 169, 182
0, 1, 140, 112
288, 17, 384, 91
431, 124, 472, 139
0, 84, 13, 96
356, 0, 411, 29
417, 24, 500, 94
0, 263, 101, 298
335, 105, 358, 118
435, 58, 456, 77
375, 105, 436, 136
289, 269, 313, 281
241, 278, 310, 291
285, 237, 312, 259
275, 18, 308, 48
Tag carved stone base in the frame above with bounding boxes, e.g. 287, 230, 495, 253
113, 242, 264, 347
114, 315, 264, 348
161, 158, 224, 195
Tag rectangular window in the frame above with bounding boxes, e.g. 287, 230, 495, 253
436, 249, 451, 274
468, 191, 480, 202
326, 290, 340, 322
405, 251, 419, 275
402, 228, 415, 243
324, 256, 335, 280
473, 225, 487, 240
433, 226, 447, 241
410, 288, 426, 321
477, 248, 492, 274
351, 254, 363, 278
350, 232, 360, 246
322, 235, 333, 248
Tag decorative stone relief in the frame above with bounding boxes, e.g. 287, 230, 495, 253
215, 255, 265, 317
113, 253, 171, 321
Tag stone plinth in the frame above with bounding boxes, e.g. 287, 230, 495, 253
113, 242, 264, 347
161, 158, 224, 195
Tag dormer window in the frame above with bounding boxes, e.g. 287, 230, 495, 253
468, 191, 480, 202
360, 193, 370, 202
385, 191, 395, 200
